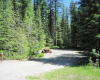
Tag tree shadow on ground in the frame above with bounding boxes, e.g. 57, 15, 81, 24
29, 54, 89, 67
51, 49, 82, 51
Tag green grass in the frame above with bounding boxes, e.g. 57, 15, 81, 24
26, 66, 100, 80
26, 76, 39, 80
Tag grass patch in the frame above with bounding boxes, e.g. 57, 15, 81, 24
26, 76, 39, 80
26, 66, 100, 80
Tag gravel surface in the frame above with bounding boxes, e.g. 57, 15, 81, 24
0, 49, 87, 80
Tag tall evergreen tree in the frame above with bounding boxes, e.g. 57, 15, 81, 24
28, 5, 46, 57
70, 0, 78, 48
34, 5, 46, 51
0, 1, 6, 51
60, 4, 71, 48
47, 0, 62, 46
77, 0, 100, 50
63, 7, 71, 48
0, 0, 16, 57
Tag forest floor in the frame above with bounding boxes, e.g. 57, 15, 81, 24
0, 49, 87, 80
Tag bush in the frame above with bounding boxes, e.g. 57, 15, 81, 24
36, 53, 44, 57
51, 46, 59, 49
88, 49, 100, 67
7, 54, 28, 60
90, 49, 100, 57
29, 53, 44, 59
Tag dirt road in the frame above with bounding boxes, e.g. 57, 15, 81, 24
0, 49, 87, 80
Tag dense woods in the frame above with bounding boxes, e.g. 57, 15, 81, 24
0, 0, 100, 62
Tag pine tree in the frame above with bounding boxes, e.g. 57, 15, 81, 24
34, 6, 46, 50
47, 0, 62, 46
0, 1, 6, 51
70, 0, 78, 48
77, 0, 100, 50
60, 4, 71, 48
23, 0, 34, 43
28, 5, 46, 57
0, 0, 16, 58
60, 4, 66, 48
56, 17, 63, 48
63, 7, 71, 48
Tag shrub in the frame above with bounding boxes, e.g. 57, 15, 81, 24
88, 49, 100, 67
36, 53, 44, 57
29, 53, 44, 59
90, 49, 100, 58
51, 46, 59, 49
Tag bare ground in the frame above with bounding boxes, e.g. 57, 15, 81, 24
0, 49, 87, 80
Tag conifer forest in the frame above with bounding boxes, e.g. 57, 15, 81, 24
0, 0, 100, 60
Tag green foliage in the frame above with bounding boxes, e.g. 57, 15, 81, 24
46, 37, 54, 47
0, 1, 10, 50
2, 0, 100, 60
51, 46, 59, 49
29, 53, 44, 59
76, 0, 100, 50
90, 49, 100, 57
94, 58, 99, 68
10, 54, 27, 60
0, 50, 4, 53
14, 27, 29, 57
87, 49, 100, 67
96, 34, 100, 38
28, 5, 46, 58
70, 1, 78, 48
0, 0, 46, 60
60, 5, 71, 48
88, 57, 94, 66
37, 53, 44, 57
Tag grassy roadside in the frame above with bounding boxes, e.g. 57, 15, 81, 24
26, 66, 100, 80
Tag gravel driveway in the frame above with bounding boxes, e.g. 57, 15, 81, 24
0, 49, 87, 80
